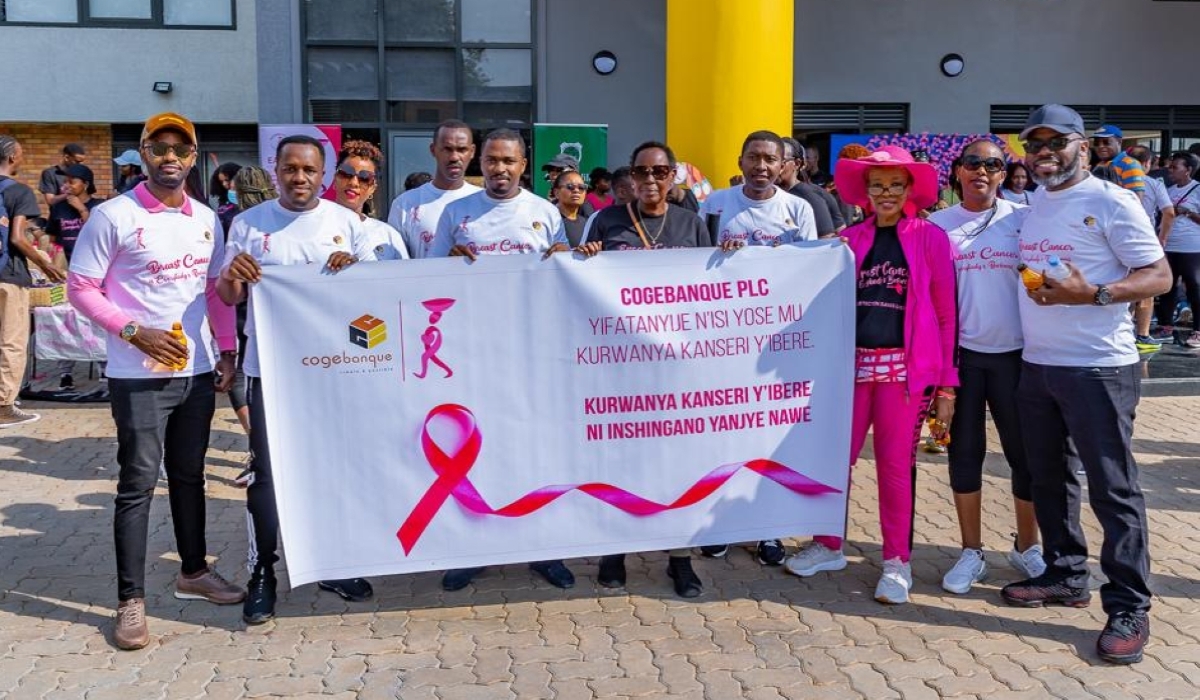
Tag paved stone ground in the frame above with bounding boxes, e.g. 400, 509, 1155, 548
2, 393, 1199, 699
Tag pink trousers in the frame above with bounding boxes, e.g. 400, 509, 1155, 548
815, 381, 931, 562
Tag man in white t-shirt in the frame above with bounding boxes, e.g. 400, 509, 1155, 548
387, 120, 481, 259
219, 134, 377, 626
67, 112, 244, 650
1001, 104, 1172, 665
1127, 145, 1176, 350
695, 130, 816, 568
700, 130, 817, 252
430, 128, 571, 592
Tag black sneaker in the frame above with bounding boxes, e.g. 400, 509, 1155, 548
317, 577, 373, 602
529, 560, 575, 589
756, 539, 786, 566
59, 374, 74, 390
243, 565, 277, 624
1097, 610, 1150, 665
667, 556, 702, 598
597, 554, 627, 588
1000, 573, 1091, 608
441, 567, 484, 592
699, 544, 729, 558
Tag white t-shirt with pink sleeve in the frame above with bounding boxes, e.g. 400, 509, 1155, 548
928, 199, 1027, 354
68, 185, 224, 379
1018, 175, 1164, 367
222, 198, 377, 378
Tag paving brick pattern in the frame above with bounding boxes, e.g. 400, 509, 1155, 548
2, 395, 1198, 699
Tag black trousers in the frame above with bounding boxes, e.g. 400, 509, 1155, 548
1154, 251, 1200, 331
245, 376, 279, 570
1017, 362, 1151, 614
109, 374, 215, 601
947, 348, 1030, 499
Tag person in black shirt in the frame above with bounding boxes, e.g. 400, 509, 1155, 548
779, 138, 837, 237
47, 164, 101, 261
575, 141, 710, 599
1, 135, 67, 427
38, 142, 87, 210
552, 170, 594, 247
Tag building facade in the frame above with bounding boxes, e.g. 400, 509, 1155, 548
4, 0, 1199, 203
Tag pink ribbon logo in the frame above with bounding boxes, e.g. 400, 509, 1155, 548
397, 404, 842, 555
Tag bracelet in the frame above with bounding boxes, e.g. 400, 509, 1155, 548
935, 391, 956, 401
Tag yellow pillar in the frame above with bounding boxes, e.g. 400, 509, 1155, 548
666, 0, 794, 189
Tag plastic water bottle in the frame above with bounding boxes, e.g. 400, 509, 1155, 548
1045, 255, 1070, 281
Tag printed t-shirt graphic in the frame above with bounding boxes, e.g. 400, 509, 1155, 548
699, 186, 817, 246
428, 189, 566, 257
388, 181, 481, 259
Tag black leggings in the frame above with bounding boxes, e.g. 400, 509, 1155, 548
1155, 251, 1200, 330
947, 348, 1031, 500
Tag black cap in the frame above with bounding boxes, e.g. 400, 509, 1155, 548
1020, 104, 1085, 139
63, 163, 96, 194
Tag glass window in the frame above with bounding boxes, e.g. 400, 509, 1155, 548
5, 0, 78, 22
385, 0, 454, 42
308, 47, 379, 100
461, 0, 530, 43
306, 0, 378, 41
164, 0, 233, 26
88, 0, 153, 19
386, 49, 456, 101
463, 48, 531, 102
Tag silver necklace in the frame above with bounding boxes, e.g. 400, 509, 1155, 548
636, 203, 670, 245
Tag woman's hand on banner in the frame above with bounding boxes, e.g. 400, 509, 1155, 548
574, 241, 603, 258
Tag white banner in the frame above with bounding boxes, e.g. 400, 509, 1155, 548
254, 245, 855, 586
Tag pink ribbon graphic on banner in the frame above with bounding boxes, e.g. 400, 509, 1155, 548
397, 403, 842, 555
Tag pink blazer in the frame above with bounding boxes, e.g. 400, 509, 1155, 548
845, 215, 960, 396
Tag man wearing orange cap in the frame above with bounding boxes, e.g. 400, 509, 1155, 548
68, 112, 244, 650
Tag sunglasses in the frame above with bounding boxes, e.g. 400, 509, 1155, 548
336, 162, 377, 184
558, 183, 586, 192
630, 165, 673, 181
960, 155, 1006, 173
142, 141, 196, 159
867, 183, 908, 196
1023, 136, 1078, 154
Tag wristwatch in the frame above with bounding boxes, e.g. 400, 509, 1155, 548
120, 322, 139, 342
1093, 285, 1113, 306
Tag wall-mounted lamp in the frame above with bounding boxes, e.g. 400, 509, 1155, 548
152, 81, 173, 94
939, 54, 964, 78
592, 50, 617, 76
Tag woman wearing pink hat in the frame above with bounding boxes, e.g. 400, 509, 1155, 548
784, 146, 959, 605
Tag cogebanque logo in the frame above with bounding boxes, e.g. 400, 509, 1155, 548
300, 314, 394, 374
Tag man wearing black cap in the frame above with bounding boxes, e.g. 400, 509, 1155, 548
1002, 104, 1172, 665
39, 142, 88, 209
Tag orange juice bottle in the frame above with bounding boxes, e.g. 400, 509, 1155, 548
169, 322, 188, 371
1017, 263, 1044, 291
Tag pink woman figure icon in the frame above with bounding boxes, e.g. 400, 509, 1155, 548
414, 298, 456, 379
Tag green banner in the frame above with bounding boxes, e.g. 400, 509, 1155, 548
531, 124, 608, 198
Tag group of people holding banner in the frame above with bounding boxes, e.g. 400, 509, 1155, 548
65, 103, 1165, 666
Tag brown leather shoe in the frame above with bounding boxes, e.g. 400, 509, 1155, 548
174, 568, 246, 605
114, 598, 149, 650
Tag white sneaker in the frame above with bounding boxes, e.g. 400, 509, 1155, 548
1008, 542, 1047, 579
0, 404, 39, 428
875, 558, 912, 604
941, 548, 987, 594
784, 542, 847, 577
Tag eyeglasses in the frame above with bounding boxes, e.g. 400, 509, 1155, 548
558, 183, 586, 192
336, 162, 377, 184
141, 141, 196, 159
1023, 136, 1078, 154
630, 165, 673, 181
867, 183, 908, 196
960, 155, 1006, 174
